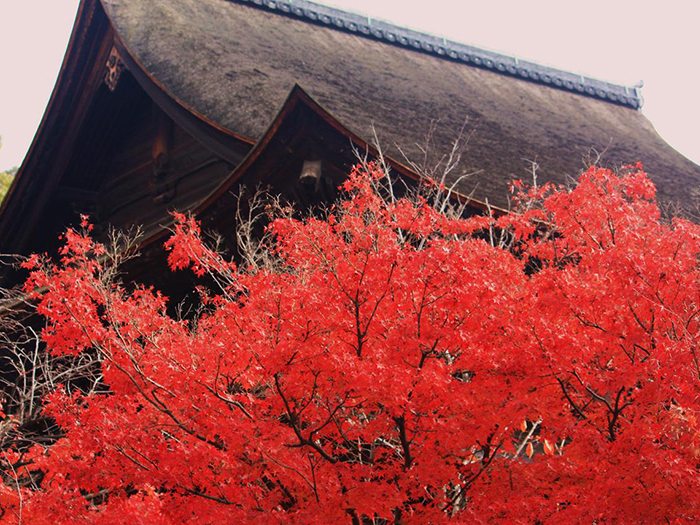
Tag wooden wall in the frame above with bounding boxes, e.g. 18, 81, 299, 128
29, 71, 240, 258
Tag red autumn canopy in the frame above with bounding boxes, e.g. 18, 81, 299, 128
3, 164, 700, 523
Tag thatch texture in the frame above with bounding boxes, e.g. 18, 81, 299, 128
103, 0, 699, 209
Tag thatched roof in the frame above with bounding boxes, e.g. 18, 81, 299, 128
2, 0, 699, 269
102, 0, 700, 209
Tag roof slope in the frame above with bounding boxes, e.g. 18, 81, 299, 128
103, 0, 699, 210
102, 0, 700, 210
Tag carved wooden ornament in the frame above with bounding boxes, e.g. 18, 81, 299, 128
104, 46, 125, 92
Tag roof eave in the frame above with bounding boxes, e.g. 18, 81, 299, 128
0, 0, 111, 254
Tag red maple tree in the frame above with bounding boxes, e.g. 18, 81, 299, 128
2, 164, 700, 523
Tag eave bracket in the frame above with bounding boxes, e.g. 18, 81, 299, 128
104, 46, 125, 92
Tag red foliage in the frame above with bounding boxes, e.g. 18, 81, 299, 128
3, 165, 700, 523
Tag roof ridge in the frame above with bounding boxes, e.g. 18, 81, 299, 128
230, 0, 643, 109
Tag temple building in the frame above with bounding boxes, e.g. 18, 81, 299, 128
1, 0, 698, 289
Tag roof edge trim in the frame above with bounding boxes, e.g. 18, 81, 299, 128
0, 0, 94, 224
196, 84, 505, 222
229, 0, 642, 109
138, 84, 505, 251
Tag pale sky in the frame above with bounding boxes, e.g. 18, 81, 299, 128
1, 0, 699, 172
